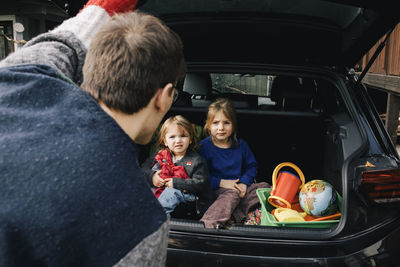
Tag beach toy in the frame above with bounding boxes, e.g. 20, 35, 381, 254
268, 162, 305, 208
272, 208, 307, 222
299, 179, 338, 217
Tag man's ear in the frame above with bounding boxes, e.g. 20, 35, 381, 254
154, 83, 174, 113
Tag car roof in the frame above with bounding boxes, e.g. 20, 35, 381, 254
140, 0, 400, 67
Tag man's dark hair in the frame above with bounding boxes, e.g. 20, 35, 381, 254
81, 11, 186, 114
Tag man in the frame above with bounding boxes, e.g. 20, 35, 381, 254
0, 0, 185, 266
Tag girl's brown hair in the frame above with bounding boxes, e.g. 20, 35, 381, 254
204, 98, 238, 145
157, 115, 199, 151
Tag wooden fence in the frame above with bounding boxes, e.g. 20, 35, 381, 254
360, 23, 400, 76
359, 22, 400, 145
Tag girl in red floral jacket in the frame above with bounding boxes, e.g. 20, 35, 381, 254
142, 115, 214, 216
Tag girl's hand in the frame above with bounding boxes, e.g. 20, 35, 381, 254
164, 178, 173, 188
220, 179, 240, 192
235, 183, 247, 198
152, 171, 164, 187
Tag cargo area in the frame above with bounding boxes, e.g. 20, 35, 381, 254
139, 72, 366, 231
167, 107, 328, 187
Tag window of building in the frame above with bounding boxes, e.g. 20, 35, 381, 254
0, 21, 14, 60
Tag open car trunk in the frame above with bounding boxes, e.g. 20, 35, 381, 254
133, 0, 400, 264
138, 65, 380, 242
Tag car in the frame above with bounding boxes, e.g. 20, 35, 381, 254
136, 0, 400, 266
67, 0, 400, 265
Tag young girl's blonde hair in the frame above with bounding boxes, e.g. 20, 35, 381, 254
157, 115, 199, 151
204, 98, 238, 145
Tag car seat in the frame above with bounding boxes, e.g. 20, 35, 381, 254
183, 72, 212, 107
270, 76, 316, 111
174, 80, 192, 107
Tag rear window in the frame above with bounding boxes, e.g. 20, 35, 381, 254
211, 73, 272, 97
181, 72, 348, 113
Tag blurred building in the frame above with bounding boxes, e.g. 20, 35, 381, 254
359, 23, 400, 144
0, 0, 70, 59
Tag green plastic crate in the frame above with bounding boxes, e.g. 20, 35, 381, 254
256, 187, 342, 228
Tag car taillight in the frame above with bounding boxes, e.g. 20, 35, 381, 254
359, 168, 400, 204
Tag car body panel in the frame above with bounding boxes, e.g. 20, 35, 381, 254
167, 216, 400, 266
141, 0, 400, 67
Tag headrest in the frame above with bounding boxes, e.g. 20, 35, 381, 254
183, 73, 212, 95
270, 76, 316, 110
270, 76, 302, 102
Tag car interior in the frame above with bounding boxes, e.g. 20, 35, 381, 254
139, 70, 366, 228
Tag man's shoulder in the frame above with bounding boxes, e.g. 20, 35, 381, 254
0, 63, 78, 96
1, 63, 62, 78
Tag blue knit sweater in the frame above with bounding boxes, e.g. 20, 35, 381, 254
0, 8, 169, 264
199, 136, 258, 190
0, 63, 168, 266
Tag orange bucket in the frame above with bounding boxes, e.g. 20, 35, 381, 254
268, 162, 305, 209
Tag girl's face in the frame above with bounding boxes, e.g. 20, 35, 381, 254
163, 124, 191, 158
209, 110, 233, 146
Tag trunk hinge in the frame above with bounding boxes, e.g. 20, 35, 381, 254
356, 26, 396, 86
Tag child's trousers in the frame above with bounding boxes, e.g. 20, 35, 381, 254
158, 187, 196, 214
200, 182, 269, 228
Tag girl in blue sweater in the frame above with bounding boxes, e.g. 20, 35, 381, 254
199, 98, 269, 228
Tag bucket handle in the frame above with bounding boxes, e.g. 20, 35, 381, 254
271, 162, 305, 190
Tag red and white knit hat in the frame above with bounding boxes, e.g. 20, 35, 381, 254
83, 0, 138, 16
53, 0, 139, 48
